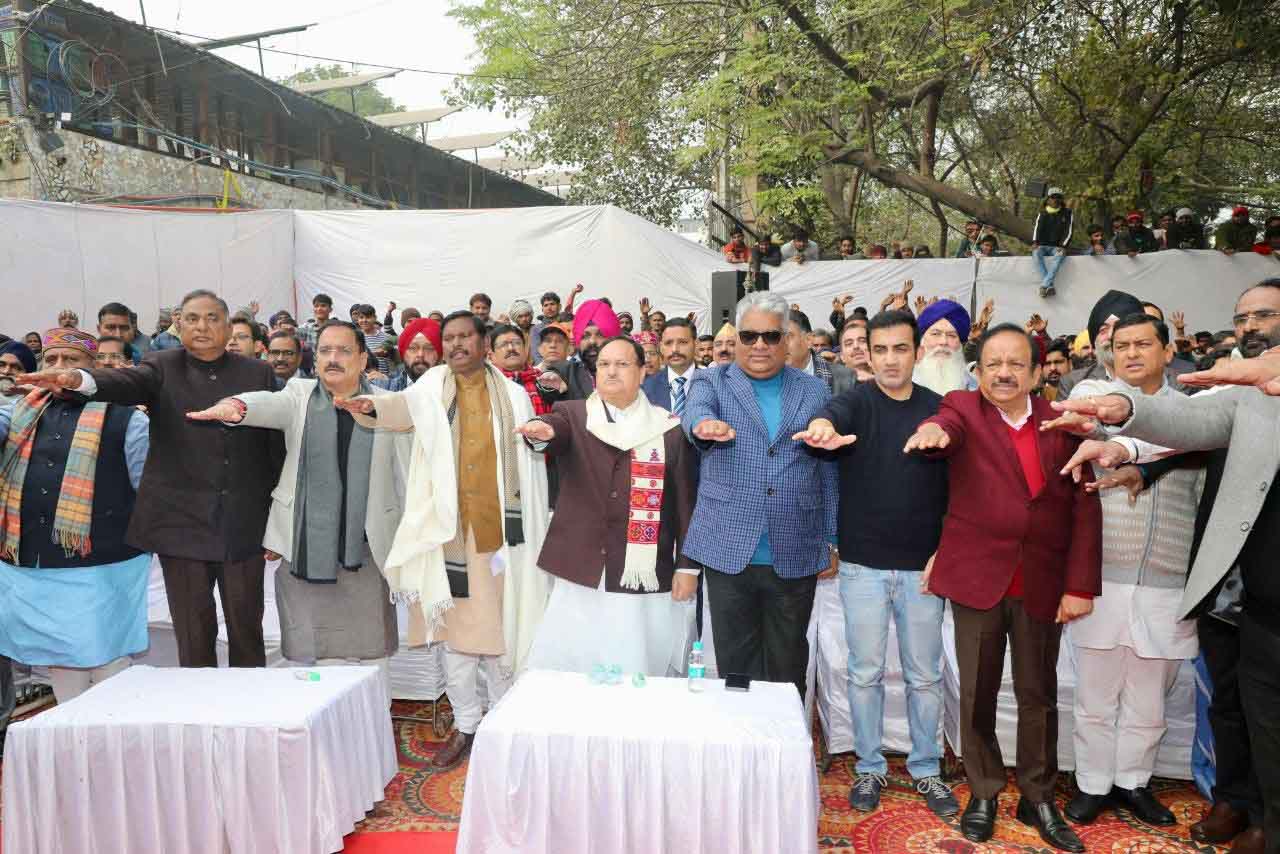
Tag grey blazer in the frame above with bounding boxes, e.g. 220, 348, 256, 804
1115, 386, 1280, 617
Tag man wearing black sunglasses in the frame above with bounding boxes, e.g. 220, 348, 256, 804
680, 291, 839, 701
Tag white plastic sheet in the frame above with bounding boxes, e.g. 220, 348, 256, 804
0, 200, 295, 337
292, 205, 725, 331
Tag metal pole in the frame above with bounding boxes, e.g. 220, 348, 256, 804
257, 39, 265, 76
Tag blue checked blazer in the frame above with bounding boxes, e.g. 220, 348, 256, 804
680, 363, 839, 578
641, 368, 674, 411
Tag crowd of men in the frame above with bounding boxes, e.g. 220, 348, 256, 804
1, 271, 1279, 853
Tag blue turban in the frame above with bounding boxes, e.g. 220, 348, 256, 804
0, 340, 37, 373
917, 299, 971, 344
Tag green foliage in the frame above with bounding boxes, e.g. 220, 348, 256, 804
451, 0, 1280, 247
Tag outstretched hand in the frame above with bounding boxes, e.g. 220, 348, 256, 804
1087, 464, 1145, 504
515, 420, 555, 442
334, 395, 376, 416
792, 418, 857, 450
692, 419, 736, 442
1178, 349, 1280, 394
186, 399, 243, 423
15, 368, 82, 392
1038, 409, 1098, 437
1058, 438, 1131, 482
903, 422, 949, 453
1049, 394, 1133, 426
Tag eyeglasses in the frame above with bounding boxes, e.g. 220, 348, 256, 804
494, 339, 524, 351
738, 330, 785, 346
1232, 310, 1280, 327
268, 349, 298, 359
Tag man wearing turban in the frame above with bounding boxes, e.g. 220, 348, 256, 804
376, 318, 442, 392
913, 299, 977, 395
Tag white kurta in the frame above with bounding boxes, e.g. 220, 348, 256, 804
369, 365, 551, 675
1069, 580, 1198, 659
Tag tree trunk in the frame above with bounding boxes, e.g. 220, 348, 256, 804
827, 145, 1034, 243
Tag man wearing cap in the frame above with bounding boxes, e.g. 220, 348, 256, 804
377, 318, 442, 392
914, 299, 978, 395
1124, 212, 1160, 254
1167, 208, 1208, 250
1059, 290, 1189, 399
0, 341, 37, 398
151, 307, 182, 351
508, 300, 535, 336
0, 329, 150, 702
531, 284, 583, 353
711, 322, 737, 365
1216, 206, 1259, 255
616, 311, 635, 336
1031, 188, 1074, 297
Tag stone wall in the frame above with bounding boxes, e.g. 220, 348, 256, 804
0, 121, 363, 209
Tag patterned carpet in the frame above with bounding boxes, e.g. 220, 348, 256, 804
349, 699, 1229, 853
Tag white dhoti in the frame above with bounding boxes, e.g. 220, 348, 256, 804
527, 575, 696, 677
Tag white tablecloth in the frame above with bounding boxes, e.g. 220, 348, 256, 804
457, 669, 818, 854
3, 665, 397, 854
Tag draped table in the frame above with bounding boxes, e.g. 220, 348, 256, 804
2, 664, 397, 854
457, 669, 819, 854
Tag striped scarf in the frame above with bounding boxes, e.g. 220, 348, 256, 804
0, 390, 108, 562
502, 367, 551, 416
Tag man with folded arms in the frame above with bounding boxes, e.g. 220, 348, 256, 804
902, 323, 1101, 851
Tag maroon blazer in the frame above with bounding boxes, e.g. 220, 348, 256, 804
921, 391, 1101, 622
532, 398, 698, 592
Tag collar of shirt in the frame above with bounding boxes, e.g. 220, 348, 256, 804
801, 353, 816, 376
601, 393, 644, 423
997, 395, 1033, 430
667, 364, 694, 386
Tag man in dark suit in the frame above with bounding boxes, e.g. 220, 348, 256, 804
681, 292, 838, 699
21, 289, 283, 668
641, 317, 698, 414
904, 323, 1102, 852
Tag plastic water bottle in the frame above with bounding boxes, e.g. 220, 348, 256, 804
687, 641, 706, 693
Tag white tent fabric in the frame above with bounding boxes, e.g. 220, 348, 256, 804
808, 591, 1196, 780
0, 200, 294, 337
292, 206, 725, 331
975, 250, 1277, 337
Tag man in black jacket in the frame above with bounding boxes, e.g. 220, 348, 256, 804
20, 289, 284, 668
1032, 187, 1073, 298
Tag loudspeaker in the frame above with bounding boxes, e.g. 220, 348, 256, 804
1025, 179, 1048, 198
710, 270, 768, 329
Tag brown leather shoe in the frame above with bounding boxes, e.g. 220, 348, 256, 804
1230, 827, 1265, 854
432, 730, 475, 769
1191, 801, 1248, 844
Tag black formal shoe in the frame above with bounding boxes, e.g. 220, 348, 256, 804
1112, 785, 1175, 826
1191, 800, 1248, 843
1064, 790, 1110, 824
1016, 797, 1085, 853
960, 797, 998, 843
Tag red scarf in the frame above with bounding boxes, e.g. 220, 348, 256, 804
503, 368, 550, 416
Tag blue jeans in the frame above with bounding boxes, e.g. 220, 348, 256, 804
838, 562, 945, 778
1032, 245, 1065, 289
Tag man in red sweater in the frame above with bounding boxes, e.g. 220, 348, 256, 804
904, 323, 1102, 852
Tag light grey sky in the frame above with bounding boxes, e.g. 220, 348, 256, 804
92, 0, 517, 146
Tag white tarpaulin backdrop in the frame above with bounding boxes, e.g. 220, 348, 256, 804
3, 200, 1272, 341
0, 200, 294, 338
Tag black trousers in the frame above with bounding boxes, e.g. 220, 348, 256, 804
160, 554, 266, 668
952, 598, 1062, 802
1199, 614, 1263, 825
705, 565, 817, 699
1238, 612, 1280, 851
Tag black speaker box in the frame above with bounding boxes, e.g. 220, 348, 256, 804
710, 269, 768, 329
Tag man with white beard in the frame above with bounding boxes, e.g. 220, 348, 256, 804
913, 300, 978, 394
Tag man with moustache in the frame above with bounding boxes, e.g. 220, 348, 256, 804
1039, 340, 1072, 402
267, 329, 306, 389
1059, 291, 1189, 399
913, 299, 978, 395
18, 290, 283, 669
1056, 313, 1201, 829
839, 322, 875, 385
336, 310, 550, 769
794, 310, 955, 817
185, 321, 433, 695
695, 335, 714, 368
903, 323, 1101, 851
711, 322, 737, 365
518, 336, 698, 676
786, 311, 834, 390
642, 317, 698, 413
377, 317, 442, 392
0, 341, 37, 397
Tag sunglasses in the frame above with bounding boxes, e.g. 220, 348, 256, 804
738, 329, 785, 346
